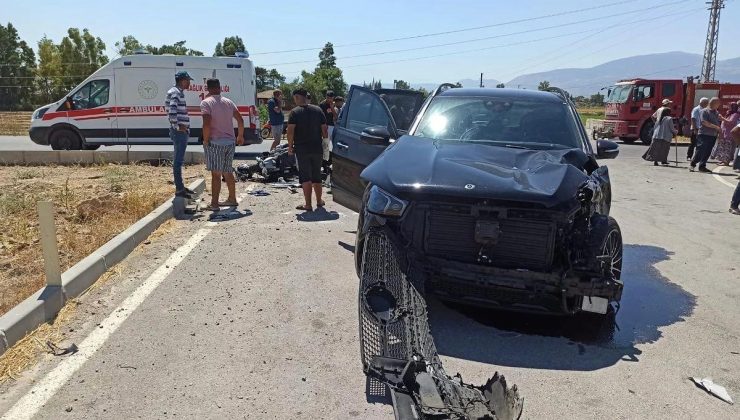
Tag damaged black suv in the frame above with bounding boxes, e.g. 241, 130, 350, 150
332, 84, 623, 316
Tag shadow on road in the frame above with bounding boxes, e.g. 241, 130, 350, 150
429, 244, 696, 371
296, 207, 340, 222
338, 241, 355, 253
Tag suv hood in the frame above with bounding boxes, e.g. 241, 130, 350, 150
361, 136, 593, 208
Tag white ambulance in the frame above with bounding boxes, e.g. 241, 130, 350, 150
29, 53, 261, 149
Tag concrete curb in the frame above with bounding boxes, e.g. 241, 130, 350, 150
0, 179, 205, 356
0, 150, 205, 166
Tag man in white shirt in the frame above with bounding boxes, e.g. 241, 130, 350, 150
688, 97, 709, 160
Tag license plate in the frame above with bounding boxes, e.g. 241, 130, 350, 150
581, 296, 609, 314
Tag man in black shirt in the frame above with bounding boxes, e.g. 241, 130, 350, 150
287, 88, 328, 211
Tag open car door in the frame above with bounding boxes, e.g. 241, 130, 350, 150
331, 86, 424, 212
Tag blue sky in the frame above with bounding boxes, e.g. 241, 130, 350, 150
2, 0, 739, 84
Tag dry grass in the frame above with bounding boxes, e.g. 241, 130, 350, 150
577, 106, 605, 121
0, 163, 202, 316
0, 112, 32, 136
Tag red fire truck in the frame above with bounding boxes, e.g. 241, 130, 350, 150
596, 77, 740, 144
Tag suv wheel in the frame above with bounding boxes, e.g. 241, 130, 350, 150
50, 129, 82, 150
640, 120, 654, 145
591, 216, 623, 280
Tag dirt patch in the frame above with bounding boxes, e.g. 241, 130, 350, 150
0, 112, 32, 136
0, 163, 203, 316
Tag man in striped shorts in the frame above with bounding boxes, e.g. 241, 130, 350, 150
201, 78, 244, 211
166, 71, 195, 198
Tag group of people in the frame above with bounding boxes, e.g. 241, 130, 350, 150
643, 96, 740, 214
166, 69, 346, 213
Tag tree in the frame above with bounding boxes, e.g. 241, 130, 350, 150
0, 23, 36, 110
268, 69, 285, 89
36, 36, 62, 103
114, 36, 203, 56
496, 83, 505, 88
318, 42, 336, 69
394, 80, 411, 90
537, 80, 551, 91
114, 35, 144, 56
52, 28, 109, 98
590, 92, 605, 106
214, 36, 246, 57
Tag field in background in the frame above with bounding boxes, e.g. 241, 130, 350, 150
577, 106, 605, 121
0, 163, 203, 317
0, 112, 32, 136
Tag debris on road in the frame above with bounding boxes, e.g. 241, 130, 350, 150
691, 377, 734, 405
46, 341, 78, 356
358, 232, 523, 419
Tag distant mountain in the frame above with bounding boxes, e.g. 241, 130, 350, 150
505, 51, 740, 96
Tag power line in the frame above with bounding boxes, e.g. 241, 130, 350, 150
251, 0, 641, 55
264, 0, 690, 68
498, 4, 700, 82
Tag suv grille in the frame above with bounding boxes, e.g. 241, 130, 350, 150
424, 206, 556, 270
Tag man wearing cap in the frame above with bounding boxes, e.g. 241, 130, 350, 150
268, 89, 284, 151
287, 87, 327, 211
689, 97, 709, 160
166, 71, 195, 198
201, 78, 244, 211
652, 98, 673, 122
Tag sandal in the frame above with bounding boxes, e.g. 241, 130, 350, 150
208, 204, 221, 212
317, 200, 326, 208
296, 204, 313, 211
218, 201, 238, 207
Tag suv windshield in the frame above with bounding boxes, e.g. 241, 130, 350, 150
606, 85, 632, 104
413, 96, 582, 149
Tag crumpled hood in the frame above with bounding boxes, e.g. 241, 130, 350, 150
361, 136, 593, 208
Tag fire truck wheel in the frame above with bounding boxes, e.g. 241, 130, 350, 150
639, 120, 654, 146
619, 137, 636, 144
50, 129, 82, 150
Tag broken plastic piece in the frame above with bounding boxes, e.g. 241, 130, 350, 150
46, 341, 78, 356
691, 377, 734, 405
359, 231, 524, 419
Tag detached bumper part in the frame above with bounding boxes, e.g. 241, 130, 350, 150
359, 231, 523, 419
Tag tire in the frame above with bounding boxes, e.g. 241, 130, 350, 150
640, 120, 654, 145
50, 129, 82, 150
619, 137, 636, 144
260, 127, 270, 139
590, 216, 622, 280
83, 144, 100, 150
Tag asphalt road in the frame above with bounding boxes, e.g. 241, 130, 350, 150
0, 135, 271, 156
1, 143, 739, 419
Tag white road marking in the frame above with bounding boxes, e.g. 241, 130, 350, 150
1, 228, 213, 420
712, 166, 738, 189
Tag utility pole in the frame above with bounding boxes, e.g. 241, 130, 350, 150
480, 73, 484, 88
701, 0, 724, 82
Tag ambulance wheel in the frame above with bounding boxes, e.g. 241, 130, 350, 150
83, 144, 100, 150
50, 129, 82, 150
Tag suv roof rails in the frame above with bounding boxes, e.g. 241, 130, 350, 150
545, 86, 575, 105
432, 83, 460, 97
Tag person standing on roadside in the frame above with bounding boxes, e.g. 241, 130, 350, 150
690, 97, 723, 173
201, 78, 244, 211
689, 97, 709, 161
643, 107, 676, 166
166, 71, 195, 198
267, 89, 284, 151
713, 103, 739, 166
287, 88, 327, 211
319, 91, 337, 177
729, 121, 740, 215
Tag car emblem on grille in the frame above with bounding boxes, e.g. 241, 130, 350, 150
465, 184, 475, 190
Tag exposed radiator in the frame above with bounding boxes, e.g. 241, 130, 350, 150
425, 207, 556, 270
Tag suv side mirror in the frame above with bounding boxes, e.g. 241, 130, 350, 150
361, 126, 391, 145
596, 139, 619, 159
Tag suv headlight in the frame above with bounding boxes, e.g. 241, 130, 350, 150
366, 186, 408, 217
32, 107, 49, 120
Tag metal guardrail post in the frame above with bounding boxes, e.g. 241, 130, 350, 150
37, 201, 62, 287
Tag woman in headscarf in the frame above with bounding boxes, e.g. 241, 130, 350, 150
642, 107, 676, 166
712, 102, 739, 166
